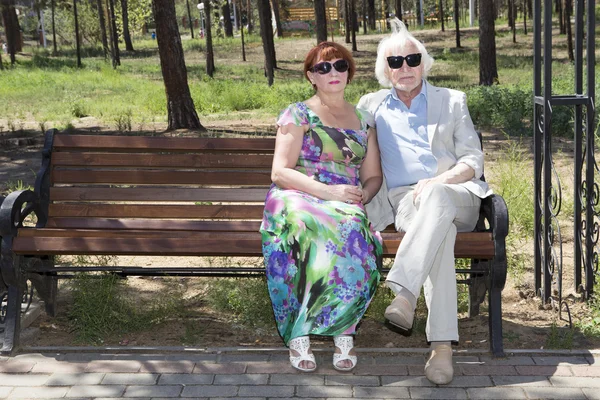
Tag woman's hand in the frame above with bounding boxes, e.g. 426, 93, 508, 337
323, 184, 363, 204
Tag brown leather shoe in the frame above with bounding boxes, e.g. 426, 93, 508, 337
424, 344, 454, 385
384, 294, 415, 332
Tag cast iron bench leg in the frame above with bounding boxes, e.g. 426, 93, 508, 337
488, 283, 505, 357
1, 283, 22, 355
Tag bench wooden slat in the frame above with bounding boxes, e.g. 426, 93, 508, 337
49, 187, 269, 202
53, 135, 276, 152
52, 170, 272, 185
12, 237, 264, 256
17, 229, 262, 239
45, 218, 262, 231
51, 153, 274, 168
48, 204, 265, 219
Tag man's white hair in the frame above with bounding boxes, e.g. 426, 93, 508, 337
375, 18, 434, 87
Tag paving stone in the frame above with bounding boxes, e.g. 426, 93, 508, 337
583, 388, 600, 400
0, 361, 34, 373
31, 362, 88, 374
459, 365, 518, 376
8, 387, 68, 398
515, 365, 573, 376
570, 366, 600, 377
296, 385, 353, 398
269, 374, 325, 386
85, 360, 142, 373
550, 376, 600, 387
62, 354, 115, 362
408, 387, 468, 399
466, 387, 527, 399
46, 373, 105, 386
353, 364, 408, 375
123, 385, 182, 398
66, 385, 126, 398
0, 387, 12, 398
491, 375, 552, 386
157, 373, 214, 385
139, 361, 195, 373
245, 362, 296, 374
381, 375, 432, 386
523, 387, 587, 399
353, 386, 410, 398
181, 385, 238, 398
213, 373, 269, 385
238, 385, 296, 397
219, 354, 270, 362
164, 354, 218, 362
373, 356, 425, 365
532, 356, 591, 366
445, 375, 493, 387
0, 373, 50, 386
325, 375, 380, 386
192, 363, 246, 374
479, 356, 535, 366
101, 373, 159, 385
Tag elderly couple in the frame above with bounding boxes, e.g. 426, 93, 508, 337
259, 19, 492, 385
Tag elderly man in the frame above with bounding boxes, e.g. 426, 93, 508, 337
358, 19, 492, 385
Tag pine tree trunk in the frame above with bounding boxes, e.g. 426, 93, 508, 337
96, 0, 109, 58
222, 1, 234, 37
314, 0, 328, 43
185, 0, 194, 38
73, 0, 82, 67
454, 0, 460, 47
246, 0, 253, 33
204, 0, 214, 76
394, 0, 401, 21
362, 0, 367, 34
52, 0, 58, 55
478, 0, 498, 85
438, 0, 444, 31
1, 3, 18, 64
270, 0, 283, 38
564, 0, 573, 61
344, 0, 350, 43
121, 0, 134, 51
152, 0, 203, 130
350, 0, 357, 51
107, 0, 121, 68
556, 0, 564, 34
367, 0, 375, 30
256, 0, 276, 85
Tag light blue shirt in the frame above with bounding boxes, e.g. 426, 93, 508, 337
374, 81, 437, 189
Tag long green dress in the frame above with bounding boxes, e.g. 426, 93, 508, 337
260, 102, 383, 345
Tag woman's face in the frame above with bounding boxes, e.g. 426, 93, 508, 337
307, 57, 349, 94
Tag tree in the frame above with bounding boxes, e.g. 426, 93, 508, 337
478, 0, 498, 85
367, 0, 375, 30
121, 0, 134, 51
185, 0, 194, 38
344, 0, 350, 43
96, 0, 109, 58
106, 0, 121, 68
314, 0, 327, 43
564, 0, 573, 61
73, 0, 82, 67
439, 0, 444, 31
246, 0, 253, 33
454, 0, 460, 47
394, 0, 401, 21
256, 0, 276, 85
1, 0, 20, 64
203, 0, 214, 77
151, 0, 204, 130
52, 0, 59, 54
269, 0, 282, 38
350, 0, 356, 51
221, 0, 234, 37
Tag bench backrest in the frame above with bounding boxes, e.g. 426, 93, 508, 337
43, 133, 275, 232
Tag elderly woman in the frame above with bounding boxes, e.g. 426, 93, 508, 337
260, 42, 383, 373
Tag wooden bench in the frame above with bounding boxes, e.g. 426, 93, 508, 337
0, 129, 508, 356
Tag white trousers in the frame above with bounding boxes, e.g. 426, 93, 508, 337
386, 183, 481, 342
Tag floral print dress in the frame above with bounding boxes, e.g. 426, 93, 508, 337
260, 102, 383, 345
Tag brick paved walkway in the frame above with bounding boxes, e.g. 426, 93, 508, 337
0, 348, 599, 399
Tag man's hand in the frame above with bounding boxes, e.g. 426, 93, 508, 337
413, 177, 443, 202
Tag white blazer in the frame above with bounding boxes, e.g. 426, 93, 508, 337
357, 82, 493, 231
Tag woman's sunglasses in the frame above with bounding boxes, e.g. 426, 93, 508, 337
386, 53, 422, 69
311, 59, 350, 75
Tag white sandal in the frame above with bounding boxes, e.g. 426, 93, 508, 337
333, 335, 357, 372
288, 336, 317, 372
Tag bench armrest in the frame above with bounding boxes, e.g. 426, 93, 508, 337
0, 190, 44, 237
479, 194, 509, 290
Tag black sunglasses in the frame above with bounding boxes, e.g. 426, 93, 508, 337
311, 59, 350, 75
386, 53, 422, 69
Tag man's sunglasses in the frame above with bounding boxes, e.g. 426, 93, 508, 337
386, 53, 422, 69
311, 59, 350, 75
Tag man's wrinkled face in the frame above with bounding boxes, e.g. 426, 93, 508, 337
386, 41, 424, 95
